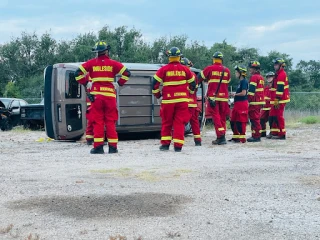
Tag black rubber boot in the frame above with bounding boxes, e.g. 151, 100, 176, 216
228, 138, 240, 143
272, 135, 286, 140
108, 146, 118, 154
174, 147, 182, 152
86, 139, 93, 145
266, 133, 273, 139
212, 135, 226, 145
247, 137, 261, 142
261, 132, 267, 137
159, 145, 170, 151
90, 145, 104, 154
195, 141, 202, 146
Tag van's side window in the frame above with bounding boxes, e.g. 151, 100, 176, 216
65, 71, 81, 99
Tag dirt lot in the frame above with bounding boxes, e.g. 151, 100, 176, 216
0, 126, 320, 240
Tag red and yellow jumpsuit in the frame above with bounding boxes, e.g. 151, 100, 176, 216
75, 55, 130, 149
248, 73, 265, 138
230, 78, 249, 143
260, 85, 272, 136
152, 61, 195, 149
198, 63, 231, 139
188, 73, 201, 144
269, 68, 290, 137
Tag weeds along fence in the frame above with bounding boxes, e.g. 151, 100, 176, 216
285, 92, 320, 120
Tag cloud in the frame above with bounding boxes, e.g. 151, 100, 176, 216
246, 17, 320, 37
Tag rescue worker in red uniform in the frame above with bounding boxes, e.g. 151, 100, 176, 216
247, 61, 265, 142
229, 65, 249, 143
152, 47, 196, 152
198, 52, 231, 145
260, 72, 274, 137
74, 41, 131, 154
180, 57, 201, 146
268, 58, 290, 140
85, 76, 94, 145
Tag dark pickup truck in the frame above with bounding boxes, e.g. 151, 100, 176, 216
20, 99, 45, 130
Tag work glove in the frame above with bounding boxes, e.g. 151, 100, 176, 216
86, 81, 93, 90
274, 98, 280, 109
157, 96, 162, 105
113, 82, 119, 89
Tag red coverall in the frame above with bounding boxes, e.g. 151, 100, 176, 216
152, 61, 195, 148
230, 78, 249, 143
260, 85, 272, 135
248, 73, 265, 138
75, 55, 130, 149
188, 73, 201, 143
198, 62, 231, 138
85, 76, 94, 142
269, 68, 290, 137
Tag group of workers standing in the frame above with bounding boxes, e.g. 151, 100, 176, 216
74, 40, 290, 154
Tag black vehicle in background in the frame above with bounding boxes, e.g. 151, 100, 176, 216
0, 98, 28, 131
20, 99, 45, 130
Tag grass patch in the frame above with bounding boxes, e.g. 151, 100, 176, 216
11, 126, 30, 132
299, 116, 320, 124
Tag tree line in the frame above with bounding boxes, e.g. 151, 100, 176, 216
0, 25, 319, 99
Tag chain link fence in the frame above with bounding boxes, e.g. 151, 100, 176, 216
285, 92, 320, 120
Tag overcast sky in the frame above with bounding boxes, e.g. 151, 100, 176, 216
0, 0, 319, 66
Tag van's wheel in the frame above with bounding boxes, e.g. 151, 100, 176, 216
184, 122, 192, 135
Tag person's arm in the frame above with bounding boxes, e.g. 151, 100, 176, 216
74, 61, 91, 86
114, 62, 131, 86
152, 68, 163, 99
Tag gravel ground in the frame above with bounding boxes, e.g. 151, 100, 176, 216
0, 126, 320, 240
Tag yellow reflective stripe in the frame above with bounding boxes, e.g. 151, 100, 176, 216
200, 71, 205, 79
250, 82, 257, 86
218, 128, 225, 131
162, 98, 189, 104
194, 135, 201, 138
154, 75, 162, 82
79, 65, 87, 75
189, 90, 195, 94
281, 129, 286, 132
271, 128, 280, 132
270, 88, 276, 91
122, 76, 129, 81
119, 66, 126, 75
91, 77, 114, 82
108, 138, 118, 143
75, 75, 85, 81
94, 138, 104, 142
249, 102, 265, 105
188, 104, 197, 107
232, 135, 246, 139
87, 102, 91, 106
277, 81, 285, 85
276, 91, 283, 95
187, 76, 195, 83
256, 88, 264, 92
260, 130, 266, 133
262, 108, 271, 110
152, 89, 160, 93
91, 91, 116, 98
248, 92, 255, 96
208, 97, 228, 102
265, 97, 271, 100
208, 79, 229, 84
173, 139, 184, 144
279, 99, 290, 103
163, 80, 187, 86
161, 136, 172, 140
284, 85, 289, 89
86, 135, 94, 139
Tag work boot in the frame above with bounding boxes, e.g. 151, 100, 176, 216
261, 132, 267, 137
86, 139, 93, 145
174, 146, 182, 152
266, 133, 273, 139
90, 145, 104, 154
212, 135, 226, 145
247, 137, 261, 142
228, 138, 240, 143
108, 146, 118, 154
195, 141, 202, 146
272, 135, 286, 140
159, 145, 170, 151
